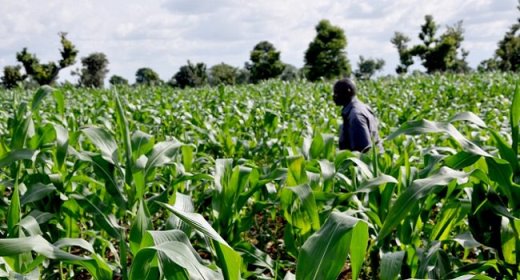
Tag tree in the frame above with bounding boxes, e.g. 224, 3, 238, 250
109, 75, 129, 86
280, 64, 300, 81
236, 67, 251, 85
392, 15, 469, 74
1, 65, 24, 89
209, 63, 237, 86
354, 56, 385, 80
174, 61, 208, 88
304, 19, 350, 81
16, 32, 78, 85
391, 32, 413, 74
76, 52, 109, 88
482, 1, 520, 72
135, 67, 161, 86
248, 41, 285, 83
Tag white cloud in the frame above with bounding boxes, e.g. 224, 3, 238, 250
0, 0, 518, 83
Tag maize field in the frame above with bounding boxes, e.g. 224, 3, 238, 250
0, 73, 519, 279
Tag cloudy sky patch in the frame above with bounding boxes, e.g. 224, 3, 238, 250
0, 0, 517, 82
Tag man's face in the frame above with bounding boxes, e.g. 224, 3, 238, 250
333, 90, 349, 106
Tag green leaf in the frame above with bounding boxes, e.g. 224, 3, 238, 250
511, 83, 520, 157
380, 251, 405, 280
452, 232, 482, 249
129, 200, 152, 255
378, 167, 468, 241
158, 202, 241, 280
386, 119, 489, 157
82, 127, 119, 165
114, 91, 133, 187
444, 151, 481, 170
71, 194, 122, 239
448, 112, 487, 128
296, 212, 367, 280
350, 221, 369, 280
0, 149, 36, 169
286, 156, 307, 186
31, 86, 54, 112
7, 182, 22, 237
53, 124, 69, 170
52, 88, 65, 117
131, 241, 222, 280
0, 235, 112, 279
145, 141, 182, 178
355, 174, 398, 193
20, 183, 56, 205
280, 184, 320, 233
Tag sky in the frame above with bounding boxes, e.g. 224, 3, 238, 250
0, 0, 518, 83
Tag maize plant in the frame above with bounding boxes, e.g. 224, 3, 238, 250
0, 73, 518, 279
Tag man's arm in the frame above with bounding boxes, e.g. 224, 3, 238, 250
348, 115, 371, 152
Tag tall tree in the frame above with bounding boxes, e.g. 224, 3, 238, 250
248, 41, 285, 83
392, 15, 469, 74
76, 52, 109, 88
1, 65, 24, 89
391, 32, 413, 74
135, 67, 161, 86
304, 19, 350, 81
354, 56, 385, 80
174, 61, 208, 88
16, 32, 78, 85
482, 1, 520, 72
209, 63, 237, 86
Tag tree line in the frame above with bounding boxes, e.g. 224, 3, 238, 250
1, 3, 519, 90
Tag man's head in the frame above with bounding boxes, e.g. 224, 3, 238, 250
333, 78, 356, 106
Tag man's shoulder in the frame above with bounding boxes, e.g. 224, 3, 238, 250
349, 100, 370, 116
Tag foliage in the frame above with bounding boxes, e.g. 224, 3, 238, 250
280, 64, 301, 82
393, 15, 470, 74
109, 75, 129, 86
354, 56, 385, 80
209, 63, 238, 86
1, 65, 24, 89
480, 2, 520, 72
235, 67, 251, 85
248, 41, 285, 83
135, 67, 162, 86
174, 61, 208, 88
0, 73, 518, 279
304, 19, 351, 81
391, 32, 413, 74
76, 52, 110, 88
15, 32, 78, 85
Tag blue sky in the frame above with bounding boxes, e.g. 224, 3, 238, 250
0, 0, 518, 82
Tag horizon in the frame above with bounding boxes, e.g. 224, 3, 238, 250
0, 0, 518, 83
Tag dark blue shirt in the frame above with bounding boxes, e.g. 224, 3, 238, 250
339, 97, 383, 152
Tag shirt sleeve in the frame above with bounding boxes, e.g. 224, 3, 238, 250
348, 115, 371, 152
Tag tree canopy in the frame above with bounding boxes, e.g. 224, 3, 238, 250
1, 65, 23, 89
248, 41, 285, 83
16, 32, 78, 85
209, 63, 238, 86
304, 19, 351, 81
76, 52, 109, 88
109, 75, 129, 87
174, 61, 208, 88
479, 1, 520, 72
135, 67, 162, 86
354, 56, 385, 80
392, 15, 469, 74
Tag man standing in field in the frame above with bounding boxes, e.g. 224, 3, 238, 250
333, 78, 383, 153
